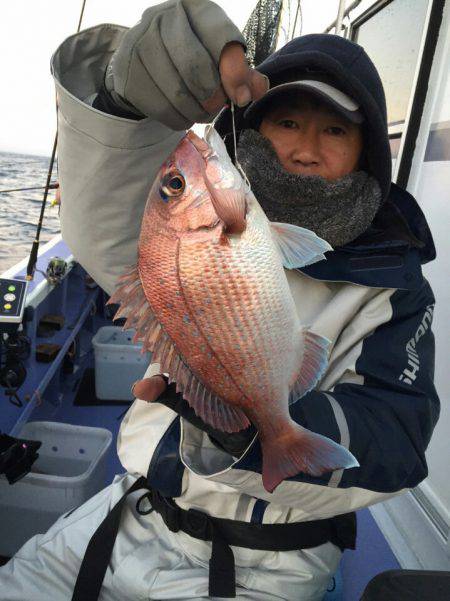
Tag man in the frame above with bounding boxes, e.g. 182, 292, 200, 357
0, 1, 439, 600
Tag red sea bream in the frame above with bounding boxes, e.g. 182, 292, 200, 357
109, 126, 358, 492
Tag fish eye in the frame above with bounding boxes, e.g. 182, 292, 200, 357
160, 172, 186, 200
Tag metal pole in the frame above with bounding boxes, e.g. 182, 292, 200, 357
292, 1, 301, 38
335, 0, 347, 36
325, 0, 362, 34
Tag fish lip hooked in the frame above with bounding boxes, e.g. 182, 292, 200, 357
186, 130, 214, 160
185, 130, 247, 234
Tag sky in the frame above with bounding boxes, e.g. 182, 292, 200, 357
0, 0, 339, 156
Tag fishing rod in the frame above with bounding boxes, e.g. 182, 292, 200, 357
25, 136, 58, 280
0, 184, 59, 194
25, 0, 87, 281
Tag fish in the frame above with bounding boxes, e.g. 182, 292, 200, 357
108, 126, 359, 492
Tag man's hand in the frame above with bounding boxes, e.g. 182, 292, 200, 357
106, 0, 269, 129
202, 42, 269, 113
132, 375, 256, 457
132, 375, 168, 402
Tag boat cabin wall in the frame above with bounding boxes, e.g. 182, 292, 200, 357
343, 0, 450, 570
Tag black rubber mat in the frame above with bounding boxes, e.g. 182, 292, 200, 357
73, 368, 131, 406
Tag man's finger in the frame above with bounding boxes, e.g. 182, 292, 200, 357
249, 69, 270, 103
132, 375, 167, 402
219, 42, 269, 107
201, 43, 269, 115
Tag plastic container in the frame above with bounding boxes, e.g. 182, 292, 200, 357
0, 421, 112, 557
92, 326, 151, 401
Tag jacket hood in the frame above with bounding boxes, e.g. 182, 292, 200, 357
299, 182, 436, 290
215, 34, 437, 281
348, 183, 436, 264
215, 33, 392, 203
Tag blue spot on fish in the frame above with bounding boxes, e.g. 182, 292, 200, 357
183, 315, 191, 324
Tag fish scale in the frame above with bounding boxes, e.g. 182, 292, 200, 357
178, 214, 298, 410
139, 229, 246, 407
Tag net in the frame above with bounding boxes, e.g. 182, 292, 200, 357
242, 0, 283, 67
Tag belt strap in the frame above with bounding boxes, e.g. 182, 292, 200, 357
72, 478, 356, 600
148, 487, 356, 551
147, 488, 355, 597
71, 476, 148, 601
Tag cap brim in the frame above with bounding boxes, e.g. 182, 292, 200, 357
244, 81, 364, 124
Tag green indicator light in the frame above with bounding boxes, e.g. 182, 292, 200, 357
8, 285, 16, 292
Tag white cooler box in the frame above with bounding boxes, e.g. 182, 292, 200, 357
92, 326, 152, 401
0, 421, 112, 557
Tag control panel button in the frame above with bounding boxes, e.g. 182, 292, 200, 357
0, 278, 28, 325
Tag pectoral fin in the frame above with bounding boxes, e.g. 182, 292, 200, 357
289, 329, 331, 403
270, 222, 333, 269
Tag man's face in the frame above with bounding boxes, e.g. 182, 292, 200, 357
258, 93, 363, 181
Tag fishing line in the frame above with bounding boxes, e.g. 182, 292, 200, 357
230, 102, 251, 191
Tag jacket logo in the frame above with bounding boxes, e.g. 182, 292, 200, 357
399, 304, 434, 385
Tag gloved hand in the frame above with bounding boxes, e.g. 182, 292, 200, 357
132, 375, 256, 456
105, 0, 269, 129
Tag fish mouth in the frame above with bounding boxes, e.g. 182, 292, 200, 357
186, 131, 247, 234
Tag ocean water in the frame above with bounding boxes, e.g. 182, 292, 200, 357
0, 151, 61, 274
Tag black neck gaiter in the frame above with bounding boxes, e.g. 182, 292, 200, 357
237, 129, 382, 248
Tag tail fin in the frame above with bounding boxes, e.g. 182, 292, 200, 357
261, 423, 359, 493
